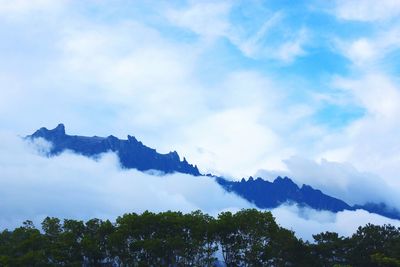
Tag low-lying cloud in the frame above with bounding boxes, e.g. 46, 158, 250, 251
1, 133, 399, 241
272, 205, 400, 241
256, 156, 400, 211
0, 134, 253, 229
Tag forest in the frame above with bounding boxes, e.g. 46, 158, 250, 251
0, 209, 399, 266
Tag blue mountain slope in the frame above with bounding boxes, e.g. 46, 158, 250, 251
27, 124, 400, 220
28, 124, 200, 176
353, 202, 400, 221
215, 176, 400, 220
216, 176, 352, 212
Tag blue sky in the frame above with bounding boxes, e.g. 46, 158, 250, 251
1, 0, 400, 206
2, 0, 400, 238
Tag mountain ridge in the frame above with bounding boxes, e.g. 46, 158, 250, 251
27, 124, 400, 220
215, 175, 352, 212
28, 123, 200, 176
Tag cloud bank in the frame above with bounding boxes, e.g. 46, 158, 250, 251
257, 157, 400, 210
0, 134, 253, 229
272, 205, 400, 241
1, 134, 399, 242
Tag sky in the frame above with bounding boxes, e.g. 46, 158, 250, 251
1, 0, 400, 238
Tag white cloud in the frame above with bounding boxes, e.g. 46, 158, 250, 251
0, 0, 309, 177
334, 27, 400, 68
166, 1, 231, 40
232, 18, 309, 63
333, 0, 400, 22
257, 120, 400, 209
261, 68, 400, 206
166, 1, 308, 63
273, 205, 400, 241
0, 10, 207, 142
326, 74, 400, 188
56, 21, 206, 133
1, 133, 399, 242
0, 133, 253, 230
0, 0, 66, 17
168, 71, 307, 177
323, 4, 400, 200
232, 12, 283, 58
272, 28, 309, 63
178, 107, 283, 178
333, 74, 400, 119
282, 157, 399, 208
335, 38, 376, 67
0, 0, 317, 178
1, 0, 400, 239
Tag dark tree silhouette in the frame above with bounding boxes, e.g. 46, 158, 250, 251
0, 210, 399, 266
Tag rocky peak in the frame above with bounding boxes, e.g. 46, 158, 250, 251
167, 151, 180, 161
273, 176, 298, 188
27, 124, 200, 176
31, 123, 66, 139
54, 123, 66, 134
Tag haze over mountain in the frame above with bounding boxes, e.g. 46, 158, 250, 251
27, 124, 400, 221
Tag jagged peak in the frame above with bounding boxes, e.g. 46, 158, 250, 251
301, 184, 311, 189
273, 176, 293, 183
44, 123, 66, 134
273, 176, 299, 190
301, 184, 314, 190
54, 123, 65, 133
300, 184, 323, 194
28, 124, 201, 176
239, 176, 265, 183
127, 135, 138, 142
31, 123, 65, 138
167, 150, 180, 160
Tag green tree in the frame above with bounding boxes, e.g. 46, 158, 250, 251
82, 218, 114, 265
183, 210, 218, 266
217, 209, 279, 266
61, 219, 85, 265
311, 231, 349, 266
269, 227, 314, 266
1, 210, 400, 267
109, 212, 140, 265
42, 217, 64, 265
371, 252, 400, 267
10, 221, 48, 266
348, 224, 400, 267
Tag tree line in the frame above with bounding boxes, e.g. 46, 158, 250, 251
0, 209, 399, 266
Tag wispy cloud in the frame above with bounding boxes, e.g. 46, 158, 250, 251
166, 1, 231, 41
0, 0, 66, 18
333, 0, 400, 22
166, 1, 309, 63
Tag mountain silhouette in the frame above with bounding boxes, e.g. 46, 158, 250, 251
216, 176, 351, 212
27, 124, 400, 220
28, 124, 200, 176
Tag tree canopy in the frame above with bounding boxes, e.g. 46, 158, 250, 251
0, 209, 399, 266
